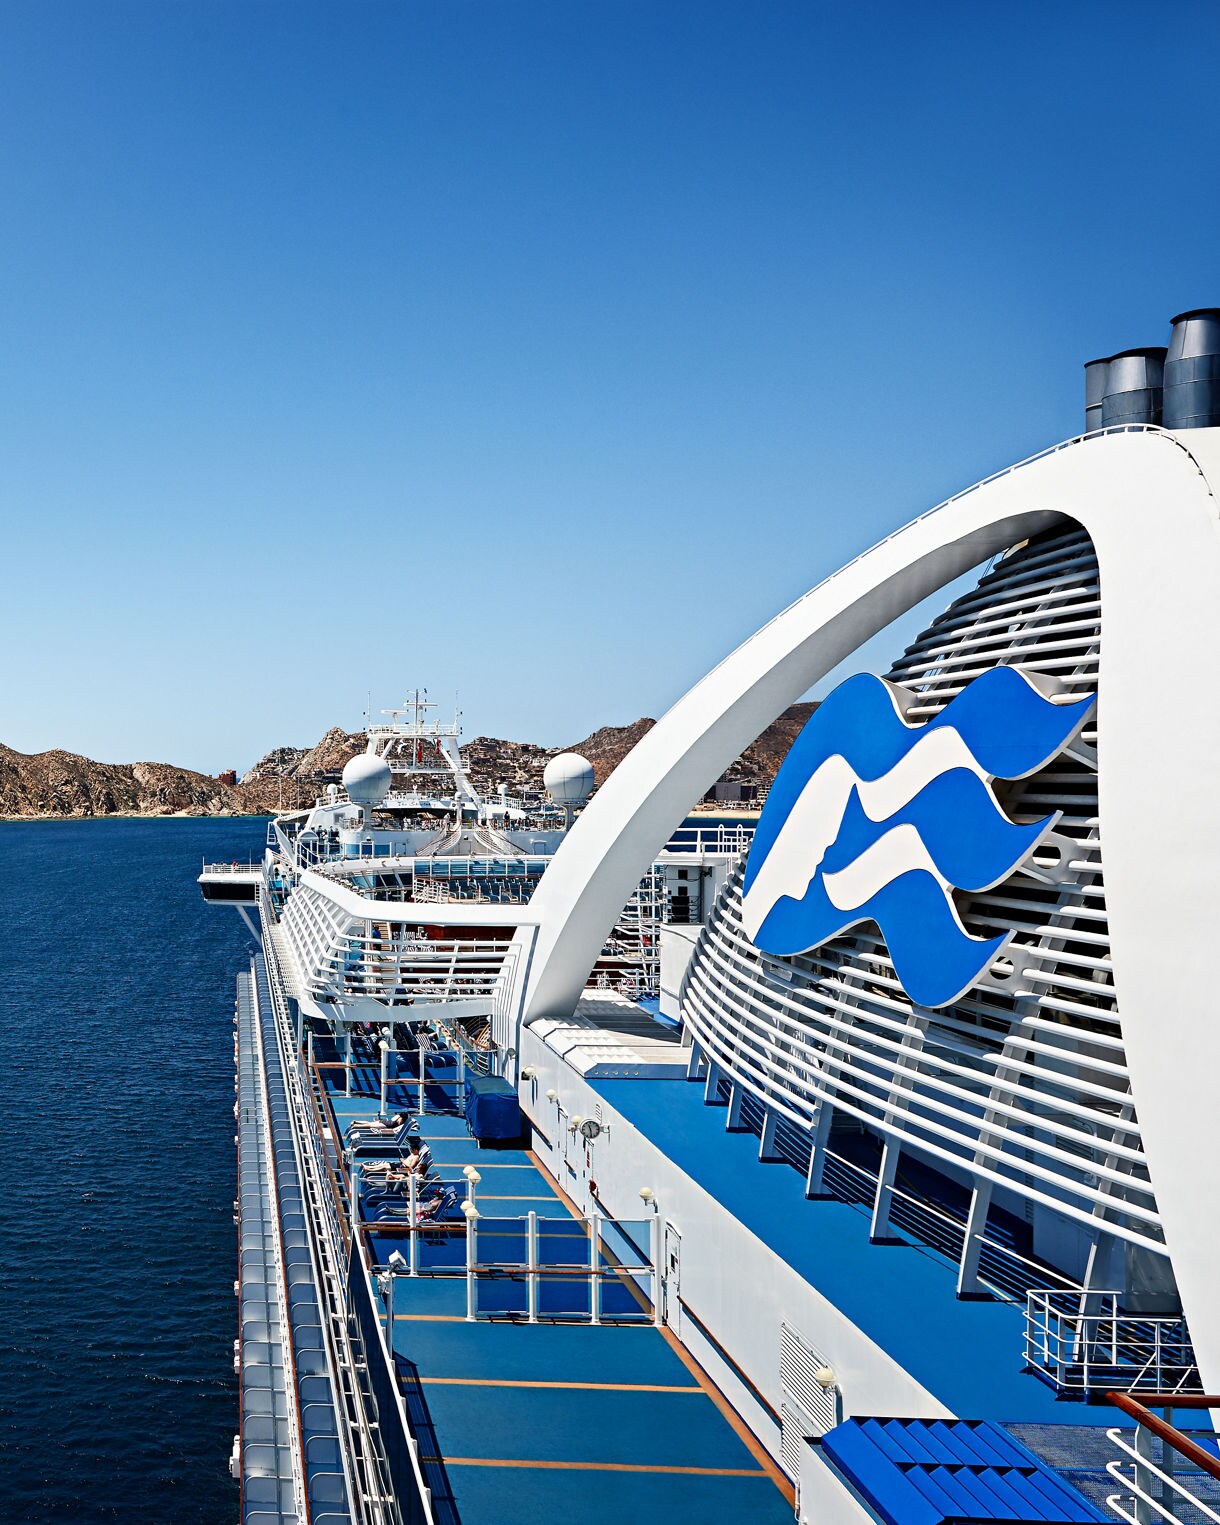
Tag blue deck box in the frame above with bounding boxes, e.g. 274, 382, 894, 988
464, 1074, 523, 1141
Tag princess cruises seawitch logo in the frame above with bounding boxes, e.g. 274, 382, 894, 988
741, 668, 1095, 1008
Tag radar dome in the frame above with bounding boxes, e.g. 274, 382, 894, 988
544, 752, 595, 805
343, 751, 392, 805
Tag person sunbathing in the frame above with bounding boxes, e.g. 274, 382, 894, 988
349, 1111, 406, 1136
361, 1138, 431, 1181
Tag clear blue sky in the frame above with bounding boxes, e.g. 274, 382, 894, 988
2, 1, 1217, 772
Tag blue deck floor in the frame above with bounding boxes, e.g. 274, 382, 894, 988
324, 1083, 794, 1525
591, 1072, 1116, 1428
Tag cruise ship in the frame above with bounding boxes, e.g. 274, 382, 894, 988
202, 307, 1220, 1525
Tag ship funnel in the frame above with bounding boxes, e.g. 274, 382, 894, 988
1084, 357, 1109, 432
1099, 348, 1166, 429
1163, 309, 1220, 430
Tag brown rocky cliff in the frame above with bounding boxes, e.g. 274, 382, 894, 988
0, 704, 817, 820
0, 744, 235, 818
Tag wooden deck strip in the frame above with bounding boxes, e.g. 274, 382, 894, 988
432, 1457, 769, 1478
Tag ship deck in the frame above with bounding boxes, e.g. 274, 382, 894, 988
322, 1076, 794, 1525
589, 1069, 1118, 1429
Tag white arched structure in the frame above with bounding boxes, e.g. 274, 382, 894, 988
517, 425, 1220, 1388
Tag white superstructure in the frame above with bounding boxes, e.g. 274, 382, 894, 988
206, 333, 1220, 1525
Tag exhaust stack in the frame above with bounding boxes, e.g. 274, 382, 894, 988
1085, 309, 1220, 431
1163, 309, 1220, 431
1100, 348, 1166, 429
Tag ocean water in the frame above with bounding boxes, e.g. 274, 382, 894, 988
0, 817, 268, 1524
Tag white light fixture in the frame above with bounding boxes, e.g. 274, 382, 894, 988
813, 1366, 837, 1389
464, 1169, 481, 1185
387, 1250, 407, 1273
546, 1088, 558, 1103
638, 1186, 654, 1205
521, 1065, 537, 1080
460, 1200, 479, 1220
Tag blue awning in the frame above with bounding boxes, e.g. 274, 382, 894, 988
819, 1417, 1110, 1524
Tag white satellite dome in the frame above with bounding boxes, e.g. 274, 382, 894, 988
544, 752, 595, 805
342, 750, 392, 805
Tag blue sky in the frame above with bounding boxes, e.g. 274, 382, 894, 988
2, 2, 1217, 772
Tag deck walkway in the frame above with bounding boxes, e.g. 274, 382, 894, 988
591, 1071, 1117, 1427
324, 1081, 794, 1525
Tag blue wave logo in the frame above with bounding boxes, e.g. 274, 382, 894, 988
741, 668, 1095, 1008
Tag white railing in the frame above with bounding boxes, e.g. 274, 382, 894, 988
1025, 1291, 1200, 1397
258, 892, 418, 1525
663, 824, 755, 857
365, 1200, 660, 1329
1106, 1426, 1220, 1525
1104, 1396, 1220, 1525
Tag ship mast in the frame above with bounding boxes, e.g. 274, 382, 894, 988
365, 688, 480, 806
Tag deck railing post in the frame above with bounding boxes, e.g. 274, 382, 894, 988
590, 1213, 601, 1326
651, 1212, 663, 1328
465, 1210, 478, 1323
408, 1173, 419, 1278
527, 1211, 539, 1325
458, 1049, 466, 1110
1133, 1420, 1153, 1525
379, 1039, 390, 1116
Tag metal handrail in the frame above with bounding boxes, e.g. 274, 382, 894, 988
1104, 1392, 1220, 1525
1107, 1393, 1220, 1483
1025, 1291, 1200, 1396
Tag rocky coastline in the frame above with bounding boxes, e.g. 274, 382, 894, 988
0, 706, 814, 821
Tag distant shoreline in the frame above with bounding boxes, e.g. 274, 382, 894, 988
0, 812, 273, 824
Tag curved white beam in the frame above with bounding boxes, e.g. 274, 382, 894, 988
519, 426, 1220, 1388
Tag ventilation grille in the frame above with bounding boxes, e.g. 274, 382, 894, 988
680, 524, 1163, 1256
779, 1322, 837, 1477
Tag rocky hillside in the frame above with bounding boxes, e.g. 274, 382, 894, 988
0, 744, 239, 818
0, 705, 817, 820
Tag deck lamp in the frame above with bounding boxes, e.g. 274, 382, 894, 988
638, 1187, 654, 1205
387, 1250, 407, 1273
462, 1166, 481, 1184
521, 1066, 537, 1080
545, 1089, 558, 1103
814, 1367, 837, 1389
460, 1200, 479, 1221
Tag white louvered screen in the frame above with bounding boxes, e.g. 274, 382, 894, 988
681, 524, 1164, 1257
779, 1322, 838, 1478
780, 1403, 809, 1479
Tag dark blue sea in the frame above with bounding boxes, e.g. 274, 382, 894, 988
0, 817, 268, 1524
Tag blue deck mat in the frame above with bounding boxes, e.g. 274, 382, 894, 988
391, 1319, 699, 1385
444, 1465, 786, 1525
592, 1074, 1116, 1426
327, 1061, 794, 1524
417, 1381, 761, 1468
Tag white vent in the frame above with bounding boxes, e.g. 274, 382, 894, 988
780, 1402, 810, 1478
779, 1322, 837, 1478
